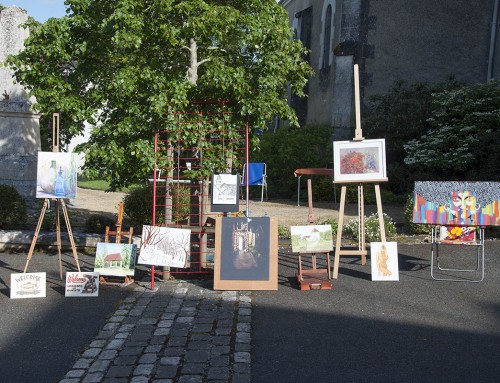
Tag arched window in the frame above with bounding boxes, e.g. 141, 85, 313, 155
322, 5, 332, 69
319, 0, 335, 70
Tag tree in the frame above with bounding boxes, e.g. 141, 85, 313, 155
404, 81, 500, 180
7, 0, 311, 190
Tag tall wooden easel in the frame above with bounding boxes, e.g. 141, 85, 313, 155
24, 113, 81, 280
332, 65, 387, 279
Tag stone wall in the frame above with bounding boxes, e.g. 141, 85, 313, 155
0, 6, 41, 200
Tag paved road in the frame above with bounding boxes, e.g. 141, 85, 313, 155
0, 240, 499, 382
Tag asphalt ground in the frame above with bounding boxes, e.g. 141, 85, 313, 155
0, 240, 499, 382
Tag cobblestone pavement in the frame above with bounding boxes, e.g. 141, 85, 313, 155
60, 281, 251, 383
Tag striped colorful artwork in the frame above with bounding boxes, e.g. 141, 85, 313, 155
413, 181, 500, 226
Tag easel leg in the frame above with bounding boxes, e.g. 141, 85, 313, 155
55, 200, 63, 279
24, 199, 49, 273
61, 199, 81, 272
358, 184, 366, 265
332, 185, 347, 279
374, 184, 386, 242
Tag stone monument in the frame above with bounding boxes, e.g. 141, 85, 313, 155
0, 6, 41, 201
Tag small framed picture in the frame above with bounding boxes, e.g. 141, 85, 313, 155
333, 139, 387, 182
370, 242, 399, 281
10, 272, 46, 299
211, 173, 240, 212
290, 225, 334, 253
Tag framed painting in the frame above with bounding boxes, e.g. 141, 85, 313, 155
65, 272, 99, 297
211, 173, 240, 212
94, 243, 137, 277
36, 152, 78, 199
10, 272, 46, 299
214, 216, 278, 290
138, 225, 191, 268
333, 139, 387, 182
412, 181, 500, 226
370, 242, 399, 281
290, 225, 334, 253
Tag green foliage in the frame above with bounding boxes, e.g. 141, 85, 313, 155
404, 81, 500, 180
84, 214, 115, 234
343, 213, 397, 242
7, 0, 312, 191
402, 194, 432, 235
318, 218, 339, 237
0, 185, 27, 229
364, 78, 461, 193
123, 183, 191, 226
278, 225, 290, 239
253, 125, 334, 199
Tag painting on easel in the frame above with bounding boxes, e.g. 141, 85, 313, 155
333, 139, 387, 182
94, 243, 137, 277
290, 225, 334, 253
36, 152, 78, 199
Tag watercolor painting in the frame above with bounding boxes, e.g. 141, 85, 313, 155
138, 225, 191, 268
290, 225, 334, 253
333, 139, 387, 182
36, 152, 78, 199
370, 242, 399, 281
94, 243, 137, 277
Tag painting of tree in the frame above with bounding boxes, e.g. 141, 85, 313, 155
138, 225, 191, 268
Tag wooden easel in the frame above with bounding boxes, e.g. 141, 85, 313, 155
331, 65, 387, 279
297, 251, 332, 290
24, 113, 81, 280
100, 201, 135, 286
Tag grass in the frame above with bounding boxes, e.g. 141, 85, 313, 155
77, 178, 142, 192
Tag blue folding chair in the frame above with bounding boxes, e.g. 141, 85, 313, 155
241, 162, 268, 202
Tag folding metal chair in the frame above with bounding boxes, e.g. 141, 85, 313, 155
241, 162, 268, 202
430, 225, 485, 282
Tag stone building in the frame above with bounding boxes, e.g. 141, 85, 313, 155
0, 6, 41, 199
280, 0, 500, 139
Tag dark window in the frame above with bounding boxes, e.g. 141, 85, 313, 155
322, 5, 332, 69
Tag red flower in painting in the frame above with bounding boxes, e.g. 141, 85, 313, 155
340, 151, 365, 174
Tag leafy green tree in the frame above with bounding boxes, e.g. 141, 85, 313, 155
7, 0, 311, 190
404, 81, 500, 180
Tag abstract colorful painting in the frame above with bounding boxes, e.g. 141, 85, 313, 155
36, 152, 78, 198
94, 243, 137, 277
412, 181, 500, 226
290, 225, 334, 253
138, 225, 191, 268
370, 242, 399, 281
333, 139, 387, 182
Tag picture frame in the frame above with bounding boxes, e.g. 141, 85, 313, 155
370, 242, 399, 281
211, 173, 240, 213
333, 139, 387, 182
214, 216, 278, 290
290, 225, 334, 253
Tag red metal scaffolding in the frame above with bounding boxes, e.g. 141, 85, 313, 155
150, 101, 248, 280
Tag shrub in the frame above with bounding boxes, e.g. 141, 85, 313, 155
0, 184, 27, 229
84, 214, 116, 234
343, 212, 397, 242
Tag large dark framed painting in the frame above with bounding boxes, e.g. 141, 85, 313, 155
214, 216, 278, 290
413, 181, 500, 226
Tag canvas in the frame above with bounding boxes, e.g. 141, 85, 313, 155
290, 225, 334, 253
370, 242, 399, 281
439, 226, 476, 242
214, 217, 278, 290
36, 152, 78, 199
10, 272, 46, 299
65, 272, 99, 297
211, 173, 240, 212
138, 225, 191, 268
333, 139, 387, 182
94, 243, 137, 277
413, 181, 500, 226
